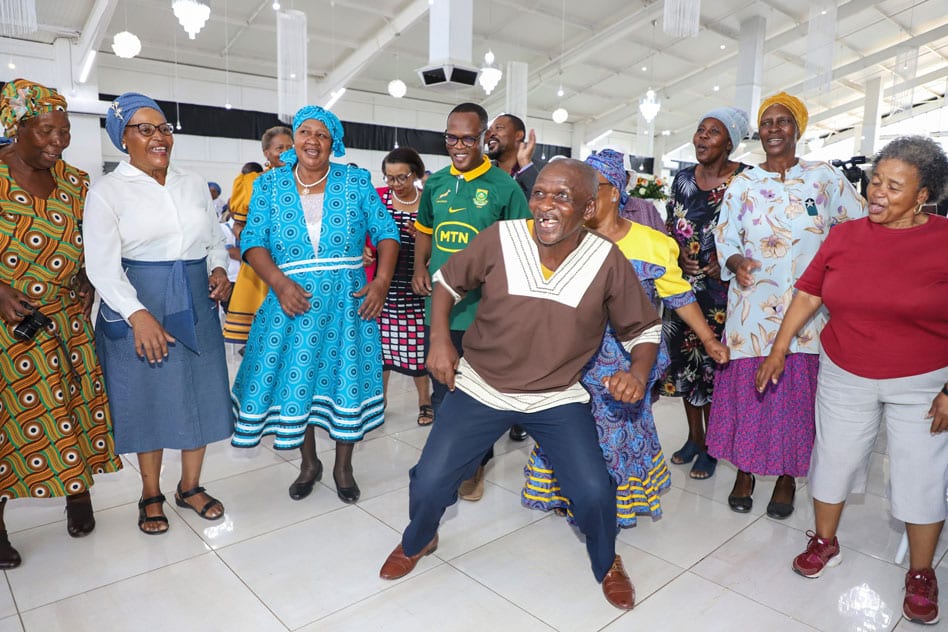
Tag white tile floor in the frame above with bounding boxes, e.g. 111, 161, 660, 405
3, 358, 946, 631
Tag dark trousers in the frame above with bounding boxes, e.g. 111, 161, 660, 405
427, 327, 492, 465
402, 388, 618, 581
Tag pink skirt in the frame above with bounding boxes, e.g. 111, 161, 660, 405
706, 353, 818, 477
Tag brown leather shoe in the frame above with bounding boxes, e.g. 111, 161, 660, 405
458, 465, 485, 502
379, 535, 439, 580
602, 555, 635, 610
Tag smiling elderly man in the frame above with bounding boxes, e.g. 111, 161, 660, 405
381, 159, 661, 610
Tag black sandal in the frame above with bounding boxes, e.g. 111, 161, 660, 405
417, 404, 435, 426
174, 483, 224, 520
137, 494, 169, 535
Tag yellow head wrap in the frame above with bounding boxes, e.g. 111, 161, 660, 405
757, 92, 808, 139
0, 78, 68, 137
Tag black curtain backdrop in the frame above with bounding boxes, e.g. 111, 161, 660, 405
98, 94, 571, 161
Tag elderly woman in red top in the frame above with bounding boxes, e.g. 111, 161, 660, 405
756, 136, 948, 626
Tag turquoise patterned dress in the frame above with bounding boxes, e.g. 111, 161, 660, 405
231, 163, 399, 448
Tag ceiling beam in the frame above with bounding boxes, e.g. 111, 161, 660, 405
73, 0, 119, 82
314, 0, 430, 101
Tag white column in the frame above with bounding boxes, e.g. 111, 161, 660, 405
859, 76, 884, 157
429, 0, 473, 64
735, 15, 766, 127
504, 61, 528, 121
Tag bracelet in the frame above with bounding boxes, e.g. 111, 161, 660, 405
942, 384, 948, 397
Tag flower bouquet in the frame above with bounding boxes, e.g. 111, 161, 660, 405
629, 175, 667, 200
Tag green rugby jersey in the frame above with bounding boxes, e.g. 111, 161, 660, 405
415, 156, 531, 330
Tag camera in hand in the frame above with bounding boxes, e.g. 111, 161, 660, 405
13, 303, 52, 341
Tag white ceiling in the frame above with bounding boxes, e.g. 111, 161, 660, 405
16, 0, 948, 150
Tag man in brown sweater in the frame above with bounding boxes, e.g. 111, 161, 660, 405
379, 160, 661, 610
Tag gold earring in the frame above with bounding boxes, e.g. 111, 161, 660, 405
914, 203, 923, 215
122, 142, 126, 150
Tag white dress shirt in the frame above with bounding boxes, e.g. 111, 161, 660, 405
84, 161, 228, 322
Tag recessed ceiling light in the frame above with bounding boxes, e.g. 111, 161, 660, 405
713, 85, 719, 91
720, 44, 726, 50
641, 66, 647, 72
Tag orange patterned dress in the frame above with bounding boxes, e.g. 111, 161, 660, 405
0, 159, 122, 499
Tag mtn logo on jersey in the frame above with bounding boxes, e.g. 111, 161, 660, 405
473, 188, 489, 208
435, 221, 479, 253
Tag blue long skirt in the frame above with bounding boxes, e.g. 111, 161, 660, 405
95, 258, 234, 453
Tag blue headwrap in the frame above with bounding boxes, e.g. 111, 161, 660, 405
585, 149, 630, 206
279, 105, 346, 167
207, 181, 221, 193
701, 107, 750, 155
105, 92, 164, 153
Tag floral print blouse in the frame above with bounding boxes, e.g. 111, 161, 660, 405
714, 160, 867, 360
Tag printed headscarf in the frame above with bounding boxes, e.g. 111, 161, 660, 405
700, 107, 750, 155
280, 105, 346, 167
758, 92, 808, 139
585, 148, 630, 207
0, 79, 68, 137
105, 92, 165, 153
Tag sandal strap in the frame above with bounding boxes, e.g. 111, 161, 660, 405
420, 405, 434, 414
196, 497, 222, 518
138, 494, 166, 508
176, 484, 207, 500
139, 515, 169, 525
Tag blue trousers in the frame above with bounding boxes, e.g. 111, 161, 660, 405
402, 388, 618, 581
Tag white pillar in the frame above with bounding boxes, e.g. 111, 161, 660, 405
859, 76, 884, 157
51, 38, 104, 180
504, 61, 528, 121
429, 0, 473, 64
735, 15, 766, 127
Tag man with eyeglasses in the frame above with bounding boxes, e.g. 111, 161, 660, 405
412, 102, 531, 501
383, 159, 660, 610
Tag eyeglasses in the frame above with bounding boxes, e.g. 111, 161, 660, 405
383, 173, 412, 185
126, 122, 175, 137
444, 130, 485, 148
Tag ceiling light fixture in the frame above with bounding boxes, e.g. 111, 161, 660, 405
111, 30, 142, 58
587, 129, 613, 146
388, 79, 407, 98
325, 87, 346, 109
272, 1, 280, 9
551, 0, 568, 125
77, 50, 96, 83
639, 89, 661, 122
478, 49, 502, 95
172, 0, 210, 40
6, 57, 15, 70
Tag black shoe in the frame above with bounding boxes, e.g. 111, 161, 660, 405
727, 473, 755, 514
0, 530, 21, 569
288, 458, 323, 500
766, 477, 796, 520
65, 491, 96, 537
508, 425, 528, 442
333, 473, 360, 504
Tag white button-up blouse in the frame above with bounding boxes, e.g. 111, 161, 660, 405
84, 161, 228, 322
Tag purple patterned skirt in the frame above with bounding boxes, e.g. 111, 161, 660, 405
706, 353, 818, 477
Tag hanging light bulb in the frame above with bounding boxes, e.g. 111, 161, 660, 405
111, 31, 142, 58
388, 79, 407, 98
638, 89, 661, 123
172, 0, 211, 40
478, 49, 503, 95
557, 85, 564, 98
552, 107, 568, 124
272, 1, 280, 9
6, 57, 15, 70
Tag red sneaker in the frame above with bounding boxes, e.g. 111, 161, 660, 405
904, 568, 940, 625
792, 531, 841, 578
